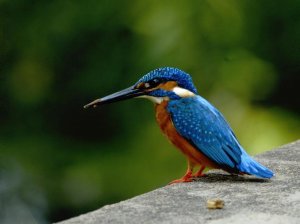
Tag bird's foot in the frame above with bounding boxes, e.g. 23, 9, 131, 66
168, 177, 194, 185
168, 171, 194, 185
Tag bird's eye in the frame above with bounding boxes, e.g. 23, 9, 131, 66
144, 78, 162, 89
144, 82, 151, 88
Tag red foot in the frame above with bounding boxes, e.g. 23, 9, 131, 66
168, 177, 193, 185
168, 171, 193, 185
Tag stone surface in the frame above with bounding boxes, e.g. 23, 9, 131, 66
57, 140, 300, 224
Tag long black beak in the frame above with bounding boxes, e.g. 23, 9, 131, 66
84, 85, 145, 109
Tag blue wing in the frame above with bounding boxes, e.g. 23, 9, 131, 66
167, 96, 274, 178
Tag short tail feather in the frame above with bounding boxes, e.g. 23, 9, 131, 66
238, 151, 274, 178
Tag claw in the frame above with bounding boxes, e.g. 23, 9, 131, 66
168, 162, 206, 184
168, 170, 193, 185
168, 177, 194, 185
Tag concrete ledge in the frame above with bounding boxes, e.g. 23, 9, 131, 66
57, 140, 300, 224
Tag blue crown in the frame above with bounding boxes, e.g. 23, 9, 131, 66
136, 67, 198, 94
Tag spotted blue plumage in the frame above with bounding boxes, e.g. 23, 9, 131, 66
167, 96, 274, 178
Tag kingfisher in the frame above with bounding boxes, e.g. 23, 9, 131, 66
84, 67, 274, 184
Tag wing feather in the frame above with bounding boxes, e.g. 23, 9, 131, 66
167, 96, 242, 170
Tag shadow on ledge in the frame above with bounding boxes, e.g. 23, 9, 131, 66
193, 173, 270, 183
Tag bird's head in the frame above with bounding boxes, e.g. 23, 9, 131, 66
84, 67, 198, 108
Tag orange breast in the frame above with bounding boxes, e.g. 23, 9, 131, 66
155, 101, 219, 168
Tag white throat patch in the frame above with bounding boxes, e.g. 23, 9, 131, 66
137, 95, 168, 104
172, 87, 195, 97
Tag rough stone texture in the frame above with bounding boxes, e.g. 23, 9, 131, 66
57, 140, 300, 224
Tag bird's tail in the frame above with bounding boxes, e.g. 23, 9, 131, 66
238, 151, 274, 178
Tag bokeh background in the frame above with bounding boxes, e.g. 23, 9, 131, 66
1, 0, 300, 223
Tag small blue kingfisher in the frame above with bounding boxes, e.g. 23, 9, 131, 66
84, 67, 274, 184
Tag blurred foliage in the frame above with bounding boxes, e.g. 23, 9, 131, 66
0, 0, 299, 223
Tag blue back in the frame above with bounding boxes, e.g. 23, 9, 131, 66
168, 96, 242, 169
167, 96, 274, 178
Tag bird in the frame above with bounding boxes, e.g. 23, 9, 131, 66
84, 67, 274, 184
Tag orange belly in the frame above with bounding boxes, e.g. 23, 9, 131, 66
155, 101, 219, 168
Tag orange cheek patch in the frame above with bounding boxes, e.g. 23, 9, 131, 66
158, 81, 178, 91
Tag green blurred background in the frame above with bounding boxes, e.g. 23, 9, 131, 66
1, 0, 299, 223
